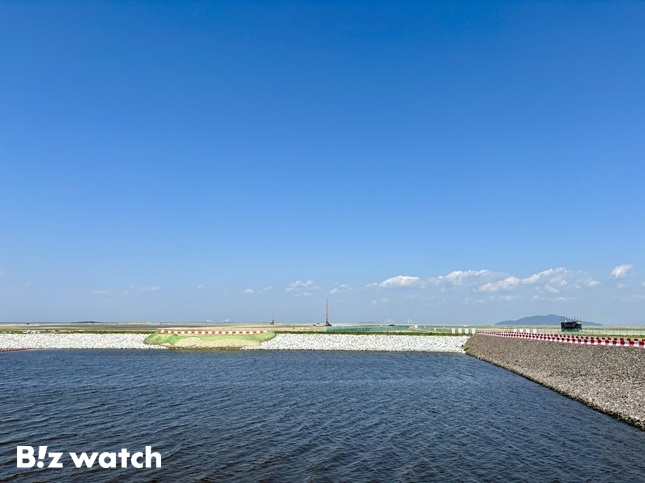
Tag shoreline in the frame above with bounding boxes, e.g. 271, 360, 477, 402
0, 333, 469, 352
466, 333, 645, 431
244, 333, 469, 352
0, 333, 164, 350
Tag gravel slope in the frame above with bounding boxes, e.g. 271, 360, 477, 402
466, 334, 645, 430
0, 333, 164, 349
246, 334, 469, 352
0, 333, 468, 352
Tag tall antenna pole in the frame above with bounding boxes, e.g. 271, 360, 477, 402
325, 298, 330, 326
271, 307, 275, 325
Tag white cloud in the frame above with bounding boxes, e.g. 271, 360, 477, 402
330, 283, 353, 294
477, 276, 521, 293
285, 280, 320, 293
377, 268, 572, 293
530, 294, 574, 302
463, 297, 487, 304
431, 270, 494, 287
475, 267, 581, 293
379, 275, 421, 288
371, 298, 391, 305
243, 285, 273, 294
196, 284, 205, 290
371, 266, 606, 300
576, 277, 600, 288
522, 267, 567, 285
129, 285, 161, 292
610, 264, 633, 279
93, 285, 160, 298
488, 295, 520, 302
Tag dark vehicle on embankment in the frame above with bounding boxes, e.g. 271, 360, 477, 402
561, 318, 582, 332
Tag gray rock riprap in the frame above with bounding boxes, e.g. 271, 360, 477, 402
246, 334, 468, 352
466, 334, 645, 430
0, 333, 164, 350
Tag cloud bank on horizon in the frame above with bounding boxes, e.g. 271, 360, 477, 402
229, 264, 643, 324
0, 263, 643, 324
339, 266, 608, 297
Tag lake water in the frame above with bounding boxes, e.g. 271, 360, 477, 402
2, 350, 645, 482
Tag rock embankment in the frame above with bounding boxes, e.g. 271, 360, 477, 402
466, 333, 645, 430
0, 333, 164, 350
246, 334, 468, 352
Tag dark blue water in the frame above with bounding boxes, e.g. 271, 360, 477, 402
2, 350, 645, 482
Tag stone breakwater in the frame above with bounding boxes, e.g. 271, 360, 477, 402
246, 334, 469, 352
466, 333, 645, 430
0, 333, 164, 350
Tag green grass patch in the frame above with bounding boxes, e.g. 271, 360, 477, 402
144, 332, 276, 349
145, 333, 183, 345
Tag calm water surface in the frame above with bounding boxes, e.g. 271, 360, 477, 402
1, 350, 645, 482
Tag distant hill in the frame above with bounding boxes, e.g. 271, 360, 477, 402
494, 314, 602, 326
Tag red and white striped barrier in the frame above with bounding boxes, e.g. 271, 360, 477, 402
156, 329, 268, 335
480, 331, 645, 348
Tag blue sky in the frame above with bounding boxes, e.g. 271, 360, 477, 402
1, 2, 644, 324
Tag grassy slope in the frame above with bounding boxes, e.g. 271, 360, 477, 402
144, 332, 275, 349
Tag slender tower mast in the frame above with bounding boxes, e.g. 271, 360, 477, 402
325, 298, 331, 326
271, 307, 275, 325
